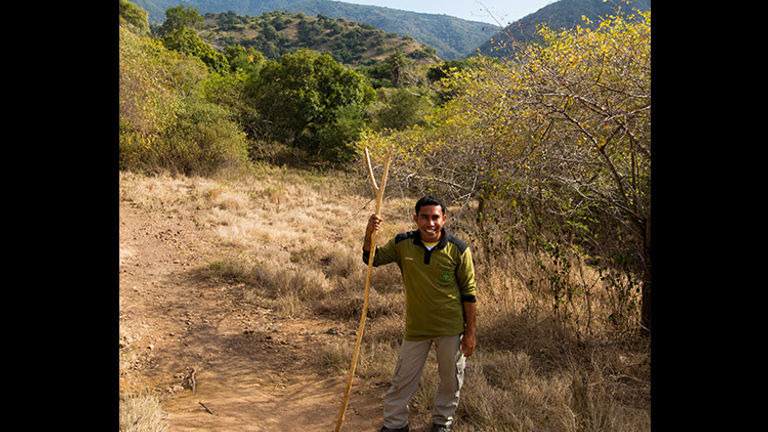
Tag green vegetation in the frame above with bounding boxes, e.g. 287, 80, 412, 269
120, 5, 652, 327
119, 16, 250, 175
197, 10, 439, 67
120, 2, 651, 429
358, 10, 652, 332
242, 48, 375, 163
119, 0, 149, 34
130, 0, 495, 60
477, 0, 651, 58
119, 3, 451, 168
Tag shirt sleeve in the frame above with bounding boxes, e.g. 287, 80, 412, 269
456, 247, 477, 302
362, 236, 399, 267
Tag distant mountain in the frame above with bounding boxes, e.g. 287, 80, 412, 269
130, 0, 498, 60
197, 10, 439, 66
476, 0, 651, 59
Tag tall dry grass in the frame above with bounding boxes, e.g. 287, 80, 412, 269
119, 165, 649, 431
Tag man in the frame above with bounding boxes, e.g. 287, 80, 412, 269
363, 196, 477, 432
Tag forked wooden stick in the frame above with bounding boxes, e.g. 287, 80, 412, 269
334, 147, 393, 432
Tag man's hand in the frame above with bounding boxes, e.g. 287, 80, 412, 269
461, 330, 476, 357
364, 214, 383, 251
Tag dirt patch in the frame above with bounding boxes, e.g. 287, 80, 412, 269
119, 199, 393, 431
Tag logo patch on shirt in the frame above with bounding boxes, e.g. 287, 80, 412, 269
404, 256, 414, 261
441, 269, 452, 282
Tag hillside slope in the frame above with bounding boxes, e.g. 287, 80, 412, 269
198, 10, 439, 65
131, 0, 496, 60
476, 0, 651, 58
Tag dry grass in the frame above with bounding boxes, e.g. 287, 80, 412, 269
119, 393, 169, 432
119, 166, 650, 431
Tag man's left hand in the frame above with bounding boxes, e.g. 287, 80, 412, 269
461, 331, 475, 357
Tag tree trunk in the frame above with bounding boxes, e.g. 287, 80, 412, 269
640, 207, 651, 335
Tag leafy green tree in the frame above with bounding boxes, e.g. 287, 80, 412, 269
157, 5, 204, 37
386, 50, 405, 87
426, 59, 475, 83
224, 45, 263, 74
244, 49, 375, 163
217, 10, 245, 31
370, 87, 433, 131
119, 0, 149, 34
315, 104, 368, 163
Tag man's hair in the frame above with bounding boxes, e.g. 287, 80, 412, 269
415, 196, 446, 215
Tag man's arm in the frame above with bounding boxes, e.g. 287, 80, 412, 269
461, 301, 476, 357
456, 246, 477, 357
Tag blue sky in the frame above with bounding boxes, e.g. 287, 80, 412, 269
340, 0, 557, 25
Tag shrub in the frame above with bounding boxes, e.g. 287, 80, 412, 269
119, 26, 251, 175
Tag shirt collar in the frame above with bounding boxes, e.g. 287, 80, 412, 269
413, 227, 448, 250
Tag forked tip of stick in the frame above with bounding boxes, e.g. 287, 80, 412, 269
365, 148, 379, 191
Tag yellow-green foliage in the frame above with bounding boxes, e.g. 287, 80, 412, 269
354, 11, 650, 258
119, 0, 149, 35
119, 25, 250, 175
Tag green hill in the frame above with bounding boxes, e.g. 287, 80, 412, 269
131, 0, 497, 60
197, 10, 439, 66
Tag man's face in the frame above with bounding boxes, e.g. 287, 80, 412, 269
413, 205, 446, 243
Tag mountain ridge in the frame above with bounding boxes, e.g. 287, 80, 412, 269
476, 0, 651, 58
131, 0, 497, 60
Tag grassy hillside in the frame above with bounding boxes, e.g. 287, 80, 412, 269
130, 0, 496, 60
198, 10, 439, 66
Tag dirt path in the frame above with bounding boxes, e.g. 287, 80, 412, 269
118, 199, 404, 431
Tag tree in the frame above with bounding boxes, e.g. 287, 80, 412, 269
357, 11, 651, 332
224, 45, 264, 74
119, 26, 250, 175
244, 49, 375, 163
522, 12, 652, 332
385, 49, 407, 88
119, 0, 149, 34
157, 5, 204, 37
370, 87, 433, 131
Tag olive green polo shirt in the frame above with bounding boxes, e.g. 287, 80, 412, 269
363, 228, 477, 341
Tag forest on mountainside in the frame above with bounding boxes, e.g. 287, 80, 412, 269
120, 1, 474, 168
197, 10, 439, 67
131, 0, 496, 60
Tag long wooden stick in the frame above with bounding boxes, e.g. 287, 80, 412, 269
334, 147, 393, 432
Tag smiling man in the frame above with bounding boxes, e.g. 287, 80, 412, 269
363, 196, 477, 432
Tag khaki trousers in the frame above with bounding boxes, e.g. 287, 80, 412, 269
382, 335, 466, 429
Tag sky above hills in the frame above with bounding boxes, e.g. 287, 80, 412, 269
340, 0, 556, 25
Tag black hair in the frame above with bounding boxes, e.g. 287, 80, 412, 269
415, 196, 446, 215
